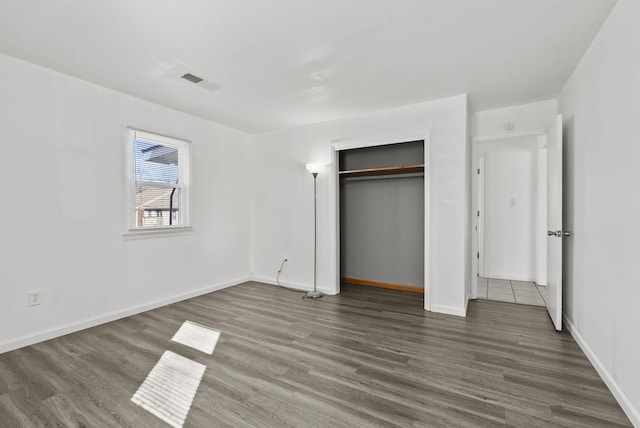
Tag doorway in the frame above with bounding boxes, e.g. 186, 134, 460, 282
475, 133, 548, 306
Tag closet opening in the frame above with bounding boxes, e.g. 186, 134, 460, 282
338, 140, 425, 300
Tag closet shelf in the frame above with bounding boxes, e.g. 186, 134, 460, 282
339, 164, 424, 178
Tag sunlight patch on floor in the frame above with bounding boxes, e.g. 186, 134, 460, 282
171, 320, 221, 354
131, 350, 206, 428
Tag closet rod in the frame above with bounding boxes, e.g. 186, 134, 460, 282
339, 164, 424, 178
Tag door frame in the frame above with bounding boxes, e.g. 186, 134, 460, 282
471, 129, 547, 299
477, 154, 486, 279
328, 132, 432, 310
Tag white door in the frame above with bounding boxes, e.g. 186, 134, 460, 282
546, 114, 564, 331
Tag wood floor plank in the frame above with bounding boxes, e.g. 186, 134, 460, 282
0, 281, 632, 427
0, 394, 34, 427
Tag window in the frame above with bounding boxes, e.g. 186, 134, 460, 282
126, 128, 191, 231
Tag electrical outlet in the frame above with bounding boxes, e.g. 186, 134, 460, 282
28, 290, 42, 306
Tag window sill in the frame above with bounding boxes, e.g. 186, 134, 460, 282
123, 226, 194, 240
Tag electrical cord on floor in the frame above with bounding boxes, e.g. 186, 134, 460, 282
275, 259, 308, 297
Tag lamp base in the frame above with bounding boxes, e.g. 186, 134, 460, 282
305, 290, 324, 299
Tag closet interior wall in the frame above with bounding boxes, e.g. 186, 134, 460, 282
339, 141, 425, 293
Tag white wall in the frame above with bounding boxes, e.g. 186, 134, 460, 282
558, 0, 640, 424
479, 137, 538, 281
471, 99, 558, 137
0, 53, 253, 352
464, 106, 472, 303
252, 95, 469, 316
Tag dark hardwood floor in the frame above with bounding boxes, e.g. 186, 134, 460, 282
0, 282, 632, 427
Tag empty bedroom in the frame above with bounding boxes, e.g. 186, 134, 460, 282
0, 0, 638, 426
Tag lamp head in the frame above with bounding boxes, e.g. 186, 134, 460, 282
305, 163, 321, 177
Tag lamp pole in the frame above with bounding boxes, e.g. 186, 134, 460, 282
306, 164, 323, 298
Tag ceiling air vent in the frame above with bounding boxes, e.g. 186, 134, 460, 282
181, 73, 204, 84
177, 72, 220, 91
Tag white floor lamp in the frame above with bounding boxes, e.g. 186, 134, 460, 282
305, 163, 324, 299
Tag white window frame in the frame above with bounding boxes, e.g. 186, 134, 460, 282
124, 127, 192, 235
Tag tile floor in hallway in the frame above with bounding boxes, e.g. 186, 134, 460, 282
477, 277, 547, 306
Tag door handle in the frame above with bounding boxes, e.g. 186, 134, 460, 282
547, 230, 571, 237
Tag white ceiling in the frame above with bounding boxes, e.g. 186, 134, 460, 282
0, 0, 617, 134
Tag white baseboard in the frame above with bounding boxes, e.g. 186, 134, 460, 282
0, 276, 250, 354
252, 276, 310, 291
431, 304, 467, 317
483, 273, 536, 282
563, 314, 639, 427
251, 276, 336, 295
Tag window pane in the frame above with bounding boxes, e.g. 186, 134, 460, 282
127, 128, 190, 231
133, 139, 180, 185
135, 185, 181, 227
